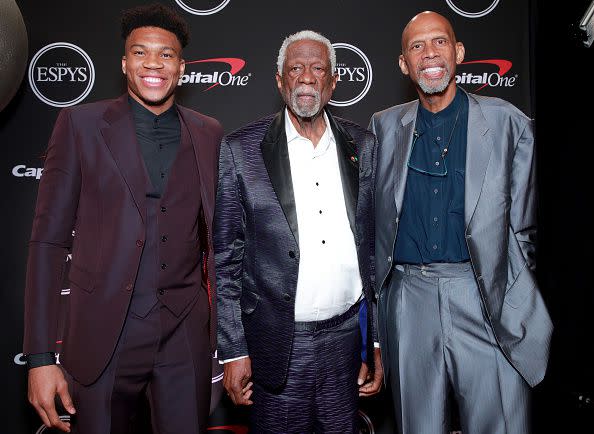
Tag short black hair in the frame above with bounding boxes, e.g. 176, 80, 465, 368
121, 3, 190, 48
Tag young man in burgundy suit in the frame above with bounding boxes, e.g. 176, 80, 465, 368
23, 4, 222, 433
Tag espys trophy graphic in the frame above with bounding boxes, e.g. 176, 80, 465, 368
0, 0, 28, 112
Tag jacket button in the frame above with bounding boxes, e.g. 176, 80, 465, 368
288, 250, 295, 258
387, 256, 392, 263
125, 283, 133, 291
161, 263, 167, 270
158, 289, 165, 295
136, 239, 144, 247
283, 293, 291, 301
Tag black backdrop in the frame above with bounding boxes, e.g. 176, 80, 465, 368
1, 0, 593, 432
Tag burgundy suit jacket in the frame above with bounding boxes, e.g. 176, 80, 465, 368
23, 94, 222, 385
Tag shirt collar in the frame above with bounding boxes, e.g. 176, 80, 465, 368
417, 86, 462, 129
128, 95, 179, 125
284, 107, 334, 154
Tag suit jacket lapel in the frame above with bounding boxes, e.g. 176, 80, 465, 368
394, 102, 418, 218
261, 111, 299, 245
177, 106, 209, 211
327, 111, 358, 234
464, 93, 493, 224
101, 95, 147, 222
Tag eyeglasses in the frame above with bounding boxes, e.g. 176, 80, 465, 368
406, 130, 448, 176
406, 106, 460, 177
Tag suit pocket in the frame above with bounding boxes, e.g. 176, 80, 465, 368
240, 290, 260, 315
504, 264, 535, 309
68, 263, 96, 294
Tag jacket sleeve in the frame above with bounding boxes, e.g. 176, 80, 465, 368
510, 118, 537, 270
214, 137, 248, 360
23, 108, 81, 355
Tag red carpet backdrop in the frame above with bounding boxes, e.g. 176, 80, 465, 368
3, 0, 590, 433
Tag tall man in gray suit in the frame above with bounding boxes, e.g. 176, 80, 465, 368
369, 11, 552, 434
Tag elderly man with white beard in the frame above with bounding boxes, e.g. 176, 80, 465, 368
214, 30, 383, 433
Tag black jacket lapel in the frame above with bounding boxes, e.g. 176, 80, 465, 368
260, 111, 299, 245
328, 111, 359, 234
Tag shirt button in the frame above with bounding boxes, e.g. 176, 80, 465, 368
321, 240, 326, 244
319, 210, 323, 214
161, 235, 168, 242
136, 239, 144, 247
436, 136, 441, 141
435, 161, 440, 166
432, 244, 438, 250
158, 289, 165, 295
433, 217, 438, 222
434, 188, 439, 194
288, 250, 295, 258
161, 263, 167, 270
315, 182, 319, 186
161, 206, 167, 213
466, 234, 472, 239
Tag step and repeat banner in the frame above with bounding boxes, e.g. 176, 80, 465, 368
1, 1, 533, 433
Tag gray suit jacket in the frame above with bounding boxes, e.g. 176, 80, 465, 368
370, 89, 552, 387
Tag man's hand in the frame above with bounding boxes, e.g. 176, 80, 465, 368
28, 365, 76, 432
358, 348, 383, 397
223, 357, 254, 405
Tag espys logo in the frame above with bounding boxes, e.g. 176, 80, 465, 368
178, 58, 251, 90
175, 0, 231, 15
445, 0, 500, 18
358, 409, 375, 434
28, 43, 95, 107
330, 43, 373, 107
456, 59, 516, 91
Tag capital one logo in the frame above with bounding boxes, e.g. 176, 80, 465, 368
445, 0, 500, 18
175, 0, 231, 15
456, 59, 517, 91
28, 42, 95, 107
178, 58, 251, 90
330, 43, 373, 107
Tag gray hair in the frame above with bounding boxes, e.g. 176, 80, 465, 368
277, 30, 336, 75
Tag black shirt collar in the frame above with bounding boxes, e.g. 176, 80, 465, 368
128, 95, 178, 128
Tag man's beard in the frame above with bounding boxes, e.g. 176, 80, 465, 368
288, 86, 321, 118
417, 67, 452, 94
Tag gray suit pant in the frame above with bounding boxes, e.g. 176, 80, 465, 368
380, 262, 530, 434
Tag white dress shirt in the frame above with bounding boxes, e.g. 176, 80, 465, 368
285, 109, 363, 322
